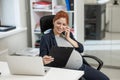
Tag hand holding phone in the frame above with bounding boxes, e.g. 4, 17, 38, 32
63, 27, 71, 40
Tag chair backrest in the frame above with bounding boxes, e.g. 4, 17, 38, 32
40, 15, 55, 33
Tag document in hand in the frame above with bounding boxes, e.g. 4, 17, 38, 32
49, 47, 73, 68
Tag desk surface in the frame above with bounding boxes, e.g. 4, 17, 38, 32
0, 61, 84, 80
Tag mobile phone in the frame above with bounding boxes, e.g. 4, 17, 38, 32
62, 31, 65, 36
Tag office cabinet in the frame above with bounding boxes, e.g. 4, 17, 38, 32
84, 4, 106, 40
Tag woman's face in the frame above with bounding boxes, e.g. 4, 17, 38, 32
53, 18, 68, 35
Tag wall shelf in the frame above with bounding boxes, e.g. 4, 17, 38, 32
30, 0, 83, 47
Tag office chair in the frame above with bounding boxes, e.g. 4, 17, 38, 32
40, 15, 103, 71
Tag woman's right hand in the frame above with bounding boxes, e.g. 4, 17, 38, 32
42, 55, 54, 65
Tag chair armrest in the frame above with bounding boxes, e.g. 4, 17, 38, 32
82, 54, 103, 70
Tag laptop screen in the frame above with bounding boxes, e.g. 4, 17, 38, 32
49, 47, 73, 68
7, 55, 46, 76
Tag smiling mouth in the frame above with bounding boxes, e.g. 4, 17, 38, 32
58, 29, 63, 32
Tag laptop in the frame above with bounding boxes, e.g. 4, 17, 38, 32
7, 55, 49, 76
49, 47, 73, 68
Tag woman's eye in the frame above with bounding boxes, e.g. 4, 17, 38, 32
57, 22, 61, 25
63, 24, 66, 26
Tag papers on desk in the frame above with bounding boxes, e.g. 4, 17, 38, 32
13, 48, 39, 56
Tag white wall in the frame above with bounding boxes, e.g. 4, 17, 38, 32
0, 0, 1, 22
109, 4, 120, 32
106, 0, 120, 32
0, 0, 28, 61
0, 0, 15, 25
75, 0, 84, 43
0, 0, 27, 27
14, 0, 27, 28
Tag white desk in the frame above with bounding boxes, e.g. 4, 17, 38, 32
0, 61, 84, 80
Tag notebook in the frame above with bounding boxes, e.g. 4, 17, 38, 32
7, 55, 49, 76
49, 47, 73, 68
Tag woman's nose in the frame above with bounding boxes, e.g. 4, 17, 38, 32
59, 24, 63, 28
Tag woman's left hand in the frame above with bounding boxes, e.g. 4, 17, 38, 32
64, 26, 79, 48
64, 27, 71, 40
